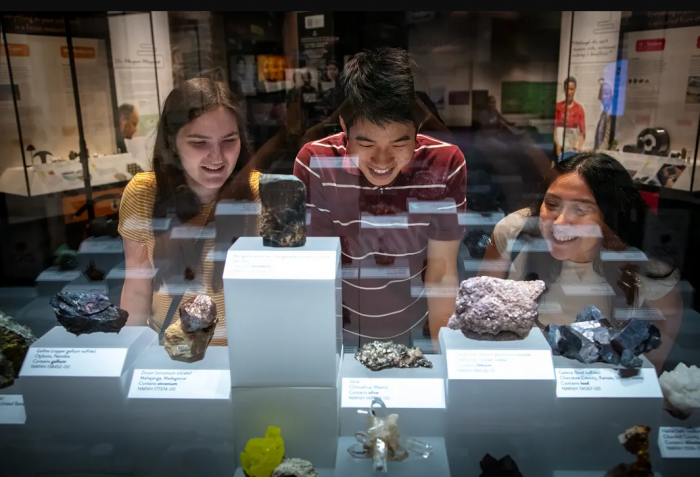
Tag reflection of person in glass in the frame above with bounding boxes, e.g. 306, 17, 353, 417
594, 80, 614, 150
481, 153, 681, 372
293, 47, 467, 348
234, 56, 246, 83
321, 60, 344, 117
478, 95, 515, 132
554, 76, 586, 160
118, 78, 254, 346
116, 103, 139, 153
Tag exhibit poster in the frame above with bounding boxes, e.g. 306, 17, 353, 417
108, 11, 173, 161
0, 32, 116, 195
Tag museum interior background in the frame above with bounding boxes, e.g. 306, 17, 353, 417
2, 10, 700, 477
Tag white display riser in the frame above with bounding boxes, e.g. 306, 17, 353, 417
231, 386, 339, 469
234, 468, 334, 477
335, 436, 449, 477
35, 266, 82, 296
224, 237, 342, 388
77, 236, 125, 272
338, 353, 446, 438
19, 326, 152, 430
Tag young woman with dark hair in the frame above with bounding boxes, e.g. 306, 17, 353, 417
480, 152, 682, 371
118, 77, 257, 345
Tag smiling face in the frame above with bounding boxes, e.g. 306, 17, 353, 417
539, 172, 606, 262
175, 106, 241, 202
342, 118, 416, 186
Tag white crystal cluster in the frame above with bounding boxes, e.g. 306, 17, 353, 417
659, 363, 700, 412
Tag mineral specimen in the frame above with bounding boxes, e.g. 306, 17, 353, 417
348, 398, 431, 472
447, 276, 546, 339
464, 229, 492, 259
163, 295, 218, 363
54, 244, 79, 270
0, 311, 37, 389
479, 454, 524, 477
603, 425, 653, 477
355, 341, 432, 371
258, 174, 306, 247
545, 305, 662, 368
659, 363, 700, 414
271, 458, 318, 477
84, 259, 106, 282
50, 292, 128, 335
241, 426, 285, 477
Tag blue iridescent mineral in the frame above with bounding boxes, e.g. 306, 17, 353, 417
576, 305, 604, 323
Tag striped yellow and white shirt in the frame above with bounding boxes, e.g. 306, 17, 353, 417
118, 171, 260, 346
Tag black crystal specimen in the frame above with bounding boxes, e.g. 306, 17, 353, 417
545, 305, 661, 368
258, 174, 306, 247
464, 229, 492, 259
479, 453, 523, 477
84, 259, 106, 282
50, 292, 128, 335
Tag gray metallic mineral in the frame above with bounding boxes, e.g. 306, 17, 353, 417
164, 295, 219, 363
258, 174, 306, 247
50, 292, 128, 335
447, 276, 546, 339
355, 341, 432, 371
271, 458, 318, 477
0, 312, 37, 389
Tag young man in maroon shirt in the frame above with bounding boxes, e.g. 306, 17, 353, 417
293, 47, 466, 350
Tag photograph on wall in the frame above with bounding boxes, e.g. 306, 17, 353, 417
285, 68, 319, 103
257, 54, 287, 92
686, 76, 700, 104
656, 163, 687, 188
229, 54, 257, 96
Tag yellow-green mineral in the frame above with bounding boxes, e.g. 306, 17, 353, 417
241, 426, 285, 477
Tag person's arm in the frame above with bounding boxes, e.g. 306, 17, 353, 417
120, 239, 152, 326
427, 239, 461, 339
644, 285, 683, 375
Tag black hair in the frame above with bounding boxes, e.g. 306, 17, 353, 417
339, 46, 423, 130
515, 152, 677, 307
151, 77, 254, 293
118, 103, 135, 118
563, 76, 577, 88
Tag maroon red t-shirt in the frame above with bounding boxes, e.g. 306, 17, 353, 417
293, 132, 467, 348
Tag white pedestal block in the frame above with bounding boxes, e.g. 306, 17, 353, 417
77, 236, 125, 272
339, 353, 446, 437
231, 386, 339, 469
440, 327, 557, 476
549, 355, 664, 472
234, 467, 334, 477
223, 237, 342, 387
19, 325, 152, 429
35, 266, 80, 296
334, 436, 450, 477
0, 381, 25, 425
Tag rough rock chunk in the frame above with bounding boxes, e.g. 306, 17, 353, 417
0, 312, 37, 389
545, 305, 661, 368
659, 363, 700, 413
479, 453, 524, 477
355, 341, 432, 371
447, 276, 546, 339
464, 229, 492, 259
271, 458, 318, 477
258, 174, 306, 247
163, 295, 218, 363
50, 292, 128, 335
84, 259, 106, 282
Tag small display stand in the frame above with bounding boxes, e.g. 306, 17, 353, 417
78, 236, 125, 273
223, 236, 342, 469
334, 436, 450, 477
124, 337, 235, 477
338, 353, 446, 437
440, 327, 556, 476
35, 266, 81, 296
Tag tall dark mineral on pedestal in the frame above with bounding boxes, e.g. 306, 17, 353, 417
50, 292, 128, 335
258, 174, 307, 247
0, 311, 38, 389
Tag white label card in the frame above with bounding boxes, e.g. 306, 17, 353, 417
215, 202, 261, 215
20, 348, 127, 377
341, 378, 445, 409
361, 267, 410, 279
658, 427, 700, 458
224, 250, 336, 280
79, 240, 124, 254
342, 268, 359, 279
539, 301, 564, 314
411, 286, 457, 297
170, 226, 216, 239
408, 200, 457, 214
359, 214, 409, 228
106, 267, 158, 279
507, 239, 550, 252
561, 284, 616, 296
62, 284, 108, 295
37, 270, 81, 282
458, 212, 505, 225
446, 349, 555, 380
601, 250, 648, 262
128, 369, 231, 399
555, 368, 662, 398
464, 260, 513, 272
0, 395, 26, 425
614, 308, 665, 320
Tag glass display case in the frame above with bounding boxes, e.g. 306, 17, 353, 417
1, 10, 699, 477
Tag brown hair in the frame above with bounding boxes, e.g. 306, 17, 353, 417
151, 77, 254, 292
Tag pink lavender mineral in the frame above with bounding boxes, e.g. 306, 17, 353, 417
447, 276, 546, 340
